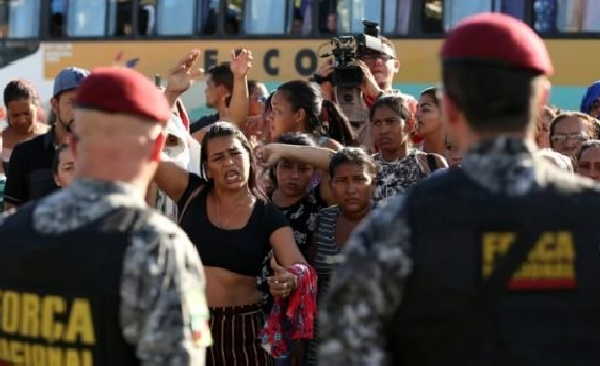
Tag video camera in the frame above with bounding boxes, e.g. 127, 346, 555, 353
315, 20, 394, 129
318, 20, 394, 88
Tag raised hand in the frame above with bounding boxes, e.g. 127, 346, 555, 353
254, 144, 282, 168
356, 59, 383, 100
166, 49, 203, 97
230, 49, 253, 79
267, 256, 297, 298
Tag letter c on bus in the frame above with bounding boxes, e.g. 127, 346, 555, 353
264, 49, 280, 76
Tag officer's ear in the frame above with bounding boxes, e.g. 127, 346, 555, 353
442, 92, 461, 126
150, 131, 167, 162
534, 77, 550, 118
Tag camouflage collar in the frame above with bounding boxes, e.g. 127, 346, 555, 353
461, 137, 537, 195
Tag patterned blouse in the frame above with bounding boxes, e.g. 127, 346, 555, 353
373, 150, 428, 202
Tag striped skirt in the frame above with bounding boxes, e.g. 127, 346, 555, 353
207, 304, 274, 366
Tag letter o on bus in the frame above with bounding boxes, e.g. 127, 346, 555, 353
295, 49, 318, 77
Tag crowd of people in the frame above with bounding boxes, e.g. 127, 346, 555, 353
1, 10, 600, 366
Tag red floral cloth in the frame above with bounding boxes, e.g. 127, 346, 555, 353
259, 263, 317, 358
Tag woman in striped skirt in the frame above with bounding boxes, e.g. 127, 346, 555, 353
305, 147, 377, 365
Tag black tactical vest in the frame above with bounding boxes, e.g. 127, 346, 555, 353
0, 204, 145, 366
391, 168, 600, 366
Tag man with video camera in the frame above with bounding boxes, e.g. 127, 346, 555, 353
313, 21, 413, 131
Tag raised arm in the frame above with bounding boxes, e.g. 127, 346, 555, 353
164, 50, 203, 109
154, 160, 190, 203
226, 49, 253, 127
257, 144, 335, 171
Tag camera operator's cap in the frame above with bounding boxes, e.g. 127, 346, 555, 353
75, 67, 171, 125
53, 67, 90, 98
441, 12, 553, 75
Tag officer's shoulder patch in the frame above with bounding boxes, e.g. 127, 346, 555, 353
482, 230, 576, 291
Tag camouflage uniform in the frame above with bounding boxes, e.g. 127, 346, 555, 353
318, 137, 559, 365
5, 178, 211, 366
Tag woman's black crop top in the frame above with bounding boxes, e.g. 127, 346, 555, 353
178, 173, 289, 277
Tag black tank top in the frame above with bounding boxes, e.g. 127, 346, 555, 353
178, 174, 289, 276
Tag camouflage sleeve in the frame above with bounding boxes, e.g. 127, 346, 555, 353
318, 196, 413, 365
120, 213, 211, 366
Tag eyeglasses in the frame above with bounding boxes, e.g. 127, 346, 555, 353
359, 52, 394, 62
550, 133, 589, 143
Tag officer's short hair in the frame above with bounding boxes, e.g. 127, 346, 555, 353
329, 147, 377, 179
549, 112, 600, 144
442, 63, 542, 133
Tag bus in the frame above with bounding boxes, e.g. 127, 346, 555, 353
0, 0, 598, 120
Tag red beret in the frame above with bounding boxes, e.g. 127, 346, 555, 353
441, 13, 553, 75
75, 67, 170, 124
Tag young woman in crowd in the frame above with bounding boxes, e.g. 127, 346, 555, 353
270, 80, 356, 204
576, 139, 600, 181
155, 122, 306, 366
304, 147, 377, 365
268, 132, 326, 256
1, 80, 48, 173
549, 112, 600, 158
416, 87, 445, 155
370, 95, 447, 202
270, 79, 355, 147
52, 144, 75, 188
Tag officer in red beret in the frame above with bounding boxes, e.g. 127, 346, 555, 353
319, 13, 600, 365
0, 68, 210, 365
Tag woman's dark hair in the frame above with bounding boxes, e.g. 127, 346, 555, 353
420, 87, 440, 106
369, 95, 411, 122
4, 79, 39, 107
321, 99, 358, 146
52, 144, 70, 175
549, 112, 600, 148
276, 80, 323, 136
576, 139, 600, 162
268, 132, 316, 188
329, 147, 377, 179
200, 121, 266, 201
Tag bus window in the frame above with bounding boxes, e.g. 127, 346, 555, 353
197, 0, 217, 34
384, 0, 412, 35
553, 0, 600, 33
319, 0, 337, 35
50, 0, 65, 37
422, 0, 442, 33
226, 0, 243, 34
5, 0, 40, 38
157, 0, 195, 35
108, 0, 134, 36
67, 0, 107, 36
337, 0, 382, 33
443, 0, 497, 31
138, 0, 156, 35
244, 0, 289, 34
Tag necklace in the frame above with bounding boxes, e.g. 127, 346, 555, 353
211, 193, 254, 229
